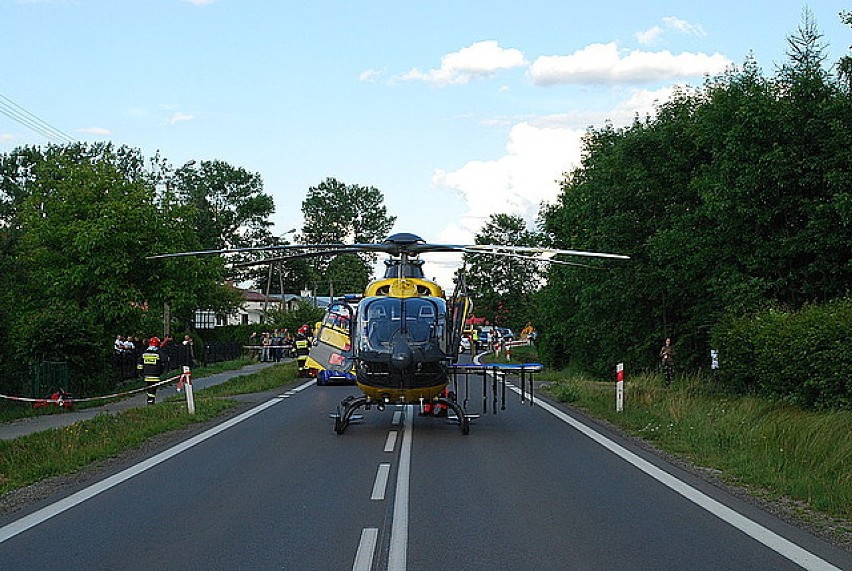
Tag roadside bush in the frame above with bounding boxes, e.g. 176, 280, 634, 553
712, 298, 851, 409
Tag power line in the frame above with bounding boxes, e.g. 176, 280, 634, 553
0, 93, 76, 144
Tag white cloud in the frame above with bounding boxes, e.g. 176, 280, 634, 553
662, 16, 706, 37
183, 0, 216, 5
168, 112, 193, 125
0, 133, 13, 142
425, 87, 682, 288
636, 26, 663, 45
432, 87, 679, 248
359, 68, 383, 83
433, 122, 584, 237
529, 42, 729, 85
399, 40, 527, 86
78, 127, 111, 135
637, 16, 707, 45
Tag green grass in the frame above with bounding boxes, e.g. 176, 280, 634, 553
198, 361, 299, 397
543, 370, 852, 525
0, 358, 256, 423
0, 361, 298, 496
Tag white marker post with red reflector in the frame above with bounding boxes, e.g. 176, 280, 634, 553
616, 363, 624, 412
178, 366, 195, 415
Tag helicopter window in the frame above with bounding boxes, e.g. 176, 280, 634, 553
357, 297, 447, 351
368, 305, 387, 320
360, 298, 401, 350
404, 299, 442, 343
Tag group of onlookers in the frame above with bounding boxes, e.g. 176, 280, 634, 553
112, 333, 194, 379
251, 329, 296, 363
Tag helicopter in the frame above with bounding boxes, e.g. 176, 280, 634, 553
149, 232, 629, 434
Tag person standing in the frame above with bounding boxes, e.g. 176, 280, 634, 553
660, 337, 675, 386
138, 337, 168, 404
295, 325, 311, 377
182, 334, 195, 368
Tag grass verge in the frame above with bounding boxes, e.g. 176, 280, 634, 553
0, 358, 256, 423
542, 368, 851, 537
0, 361, 298, 497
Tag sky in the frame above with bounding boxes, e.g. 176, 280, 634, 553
1, 0, 849, 289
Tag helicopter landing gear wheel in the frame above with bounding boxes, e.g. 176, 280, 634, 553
334, 395, 369, 435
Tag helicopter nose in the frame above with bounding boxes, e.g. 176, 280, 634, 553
390, 340, 413, 370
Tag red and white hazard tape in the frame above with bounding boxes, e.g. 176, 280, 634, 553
0, 372, 188, 406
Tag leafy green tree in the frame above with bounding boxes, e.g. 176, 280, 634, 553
463, 213, 542, 328
536, 14, 851, 376
839, 10, 852, 92
325, 253, 373, 296
172, 159, 273, 250
0, 143, 236, 392
171, 159, 275, 283
301, 177, 396, 245
299, 177, 396, 289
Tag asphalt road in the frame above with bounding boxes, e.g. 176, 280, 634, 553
0, 375, 849, 570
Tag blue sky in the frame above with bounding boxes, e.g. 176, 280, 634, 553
1, 0, 849, 287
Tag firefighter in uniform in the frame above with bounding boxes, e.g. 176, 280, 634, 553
295, 325, 311, 377
138, 336, 168, 404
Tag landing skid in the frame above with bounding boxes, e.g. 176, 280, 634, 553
332, 395, 471, 435
333, 395, 370, 434
435, 396, 470, 435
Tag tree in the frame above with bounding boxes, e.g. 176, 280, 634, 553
839, 10, 852, 92
299, 177, 396, 289
0, 143, 236, 393
463, 213, 542, 328
535, 14, 851, 376
171, 159, 275, 283
301, 177, 396, 245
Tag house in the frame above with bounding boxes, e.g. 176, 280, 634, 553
193, 286, 310, 329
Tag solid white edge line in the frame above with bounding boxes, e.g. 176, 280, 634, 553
518, 386, 840, 571
353, 527, 378, 571
0, 379, 315, 545
388, 406, 412, 571
384, 431, 398, 453
371, 463, 391, 501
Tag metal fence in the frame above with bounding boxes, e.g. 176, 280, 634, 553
31, 361, 70, 398
9, 342, 248, 401
113, 341, 244, 381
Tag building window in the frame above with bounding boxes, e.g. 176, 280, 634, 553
194, 310, 217, 330
241, 313, 249, 325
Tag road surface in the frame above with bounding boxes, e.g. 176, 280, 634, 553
0, 376, 848, 570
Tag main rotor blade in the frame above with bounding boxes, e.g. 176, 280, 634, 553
460, 248, 604, 269
462, 244, 630, 260
147, 242, 394, 260
231, 247, 373, 268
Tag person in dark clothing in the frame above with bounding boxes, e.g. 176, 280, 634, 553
138, 337, 169, 404
660, 337, 675, 386
295, 325, 311, 377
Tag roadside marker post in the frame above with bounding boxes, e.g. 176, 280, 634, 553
178, 366, 195, 415
616, 363, 624, 412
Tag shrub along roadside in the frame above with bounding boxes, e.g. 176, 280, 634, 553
541, 370, 851, 535
0, 362, 299, 497
711, 298, 851, 410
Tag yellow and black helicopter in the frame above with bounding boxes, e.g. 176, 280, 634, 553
151, 232, 628, 434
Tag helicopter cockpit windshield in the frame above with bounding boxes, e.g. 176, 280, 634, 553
358, 296, 446, 353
